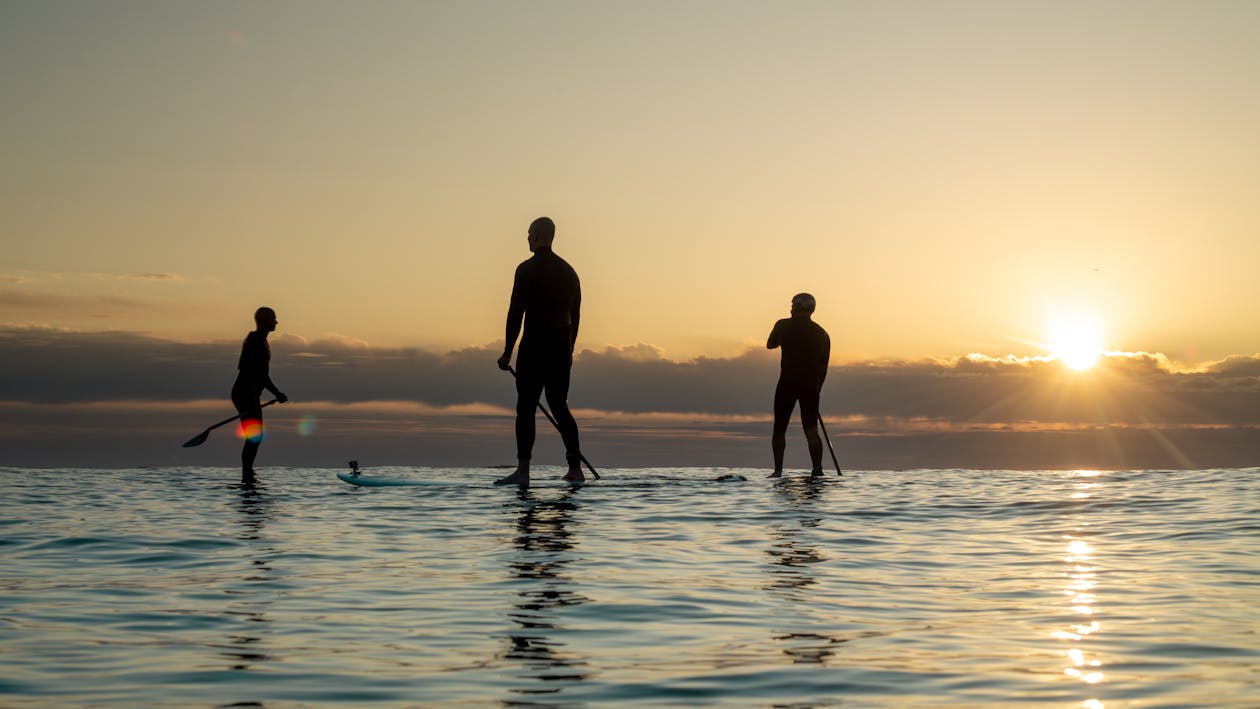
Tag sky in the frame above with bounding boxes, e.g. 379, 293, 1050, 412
3, 1, 1259, 470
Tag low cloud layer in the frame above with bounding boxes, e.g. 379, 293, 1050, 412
2, 326, 1257, 469
0, 290, 177, 318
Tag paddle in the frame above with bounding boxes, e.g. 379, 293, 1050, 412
817, 414, 844, 476
507, 367, 601, 480
182, 399, 278, 448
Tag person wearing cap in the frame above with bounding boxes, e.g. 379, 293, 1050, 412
495, 217, 586, 487
767, 293, 831, 477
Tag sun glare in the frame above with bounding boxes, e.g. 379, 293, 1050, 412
1049, 313, 1105, 370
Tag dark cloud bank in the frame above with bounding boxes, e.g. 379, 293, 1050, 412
2, 326, 1257, 470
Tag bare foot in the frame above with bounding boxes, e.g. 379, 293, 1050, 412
562, 466, 585, 484
810, 469, 825, 478
495, 468, 530, 487
767, 470, 783, 478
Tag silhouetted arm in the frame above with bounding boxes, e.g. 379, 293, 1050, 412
818, 330, 831, 388
262, 374, 288, 403
767, 319, 787, 349
499, 265, 526, 369
570, 278, 581, 351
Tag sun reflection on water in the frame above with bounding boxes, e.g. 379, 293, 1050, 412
1059, 470, 1106, 708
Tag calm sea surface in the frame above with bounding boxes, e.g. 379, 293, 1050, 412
1, 467, 1257, 707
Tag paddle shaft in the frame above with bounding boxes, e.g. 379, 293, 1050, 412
207, 399, 277, 432
182, 399, 277, 447
507, 367, 600, 479
817, 414, 844, 476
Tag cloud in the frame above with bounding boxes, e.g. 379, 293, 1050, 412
1, 270, 193, 285
0, 289, 183, 318
0, 272, 200, 318
121, 273, 185, 282
1, 326, 1258, 469
4, 326, 1260, 424
1205, 355, 1260, 378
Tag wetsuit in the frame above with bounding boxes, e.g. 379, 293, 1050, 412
231, 331, 274, 420
768, 315, 831, 471
503, 247, 582, 463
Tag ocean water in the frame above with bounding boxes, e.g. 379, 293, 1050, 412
1, 467, 1257, 708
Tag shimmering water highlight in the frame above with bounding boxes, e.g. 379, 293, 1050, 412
2, 467, 1257, 707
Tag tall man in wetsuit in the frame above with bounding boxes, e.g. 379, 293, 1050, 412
496, 217, 585, 487
232, 307, 288, 482
767, 293, 831, 478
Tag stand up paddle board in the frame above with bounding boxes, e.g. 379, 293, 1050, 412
336, 471, 588, 487
336, 460, 551, 487
336, 460, 753, 488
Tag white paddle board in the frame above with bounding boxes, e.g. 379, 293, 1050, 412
336, 472, 445, 487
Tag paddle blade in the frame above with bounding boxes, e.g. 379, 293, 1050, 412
182, 430, 211, 448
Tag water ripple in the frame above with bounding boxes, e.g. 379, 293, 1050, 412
1, 466, 1257, 706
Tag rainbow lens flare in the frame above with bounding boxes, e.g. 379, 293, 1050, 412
297, 414, 318, 437
237, 418, 265, 443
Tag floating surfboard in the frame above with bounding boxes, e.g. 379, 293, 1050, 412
336, 472, 445, 487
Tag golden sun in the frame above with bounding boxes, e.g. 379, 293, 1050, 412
1048, 313, 1105, 370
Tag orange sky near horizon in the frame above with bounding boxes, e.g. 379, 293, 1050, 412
4, 1, 1260, 368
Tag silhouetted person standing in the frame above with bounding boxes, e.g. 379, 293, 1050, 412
496, 217, 585, 487
767, 293, 830, 478
232, 307, 287, 482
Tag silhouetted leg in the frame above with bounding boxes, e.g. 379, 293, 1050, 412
770, 381, 795, 477
799, 388, 823, 476
234, 399, 262, 483
544, 367, 583, 482
514, 380, 541, 463
242, 440, 259, 482
497, 368, 545, 487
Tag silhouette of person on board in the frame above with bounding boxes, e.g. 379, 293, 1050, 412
231, 307, 288, 482
767, 293, 830, 478
496, 217, 585, 487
